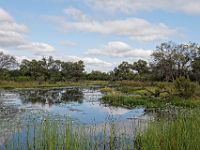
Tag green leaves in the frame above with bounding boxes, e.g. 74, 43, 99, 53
173, 77, 196, 98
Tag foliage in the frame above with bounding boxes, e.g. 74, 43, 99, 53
86, 71, 110, 80
112, 61, 135, 80
173, 76, 196, 98
135, 110, 200, 150
132, 59, 149, 75
100, 87, 113, 94
192, 47, 200, 84
61, 60, 85, 81
151, 42, 198, 81
0, 41, 200, 84
0, 52, 17, 71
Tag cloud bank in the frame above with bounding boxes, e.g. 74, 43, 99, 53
85, 0, 200, 15
0, 8, 55, 55
46, 7, 177, 43
87, 41, 152, 59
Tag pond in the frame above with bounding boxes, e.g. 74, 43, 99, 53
0, 88, 153, 149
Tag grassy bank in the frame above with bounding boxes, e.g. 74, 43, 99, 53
0, 80, 109, 90
102, 94, 200, 108
135, 110, 200, 150
101, 80, 200, 109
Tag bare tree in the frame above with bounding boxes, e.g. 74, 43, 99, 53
0, 52, 17, 71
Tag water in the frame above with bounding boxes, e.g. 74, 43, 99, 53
0, 88, 152, 148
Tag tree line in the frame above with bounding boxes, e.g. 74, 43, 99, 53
0, 41, 200, 83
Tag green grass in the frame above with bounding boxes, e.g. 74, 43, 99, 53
4, 110, 200, 150
102, 94, 200, 108
101, 80, 200, 109
102, 94, 165, 108
135, 110, 200, 150
0, 80, 109, 89
3, 118, 135, 150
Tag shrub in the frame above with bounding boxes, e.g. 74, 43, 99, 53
173, 76, 196, 98
15, 76, 30, 82
100, 87, 113, 94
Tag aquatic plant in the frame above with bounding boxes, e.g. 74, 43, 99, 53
135, 110, 200, 150
3, 117, 135, 150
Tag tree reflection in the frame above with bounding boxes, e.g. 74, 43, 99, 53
19, 88, 84, 106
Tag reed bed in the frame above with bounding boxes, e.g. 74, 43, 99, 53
3, 117, 137, 150
135, 110, 200, 150
2, 110, 200, 150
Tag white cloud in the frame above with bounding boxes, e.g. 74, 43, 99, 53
49, 10, 176, 42
0, 8, 27, 48
57, 55, 114, 72
17, 42, 55, 55
85, 0, 200, 15
0, 8, 13, 22
64, 7, 90, 22
0, 48, 8, 53
87, 41, 152, 59
0, 8, 55, 55
60, 41, 78, 47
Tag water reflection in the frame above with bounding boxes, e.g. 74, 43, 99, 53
18, 88, 84, 106
0, 89, 148, 124
0, 88, 152, 148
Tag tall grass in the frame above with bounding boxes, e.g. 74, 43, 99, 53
3, 117, 135, 150
102, 94, 200, 108
2, 110, 200, 150
0, 80, 109, 89
135, 110, 200, 150
102, 94, 166, 108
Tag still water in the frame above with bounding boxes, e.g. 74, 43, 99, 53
0, 88, 152, 148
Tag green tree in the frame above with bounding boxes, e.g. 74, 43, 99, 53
86, 71, 110, 80
0, 52, 17, 71
61, 60, 85, 81
40, 56, 62, 81
20, 59, 43, 80
113, 61, 134, 80
151, 42, 198, 81
192, 47, 200, 83
132, 59, 149, 75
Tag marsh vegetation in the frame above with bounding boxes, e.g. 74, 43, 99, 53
1, 42, 200, 149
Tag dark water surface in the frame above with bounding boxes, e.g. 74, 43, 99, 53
0, 88, 152, 148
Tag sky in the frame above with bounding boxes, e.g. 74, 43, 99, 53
0, 0, 200, 72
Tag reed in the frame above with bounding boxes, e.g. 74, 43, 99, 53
3, 117, 135, 150
135, 110, 200, 150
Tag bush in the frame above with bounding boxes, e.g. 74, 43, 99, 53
100, 87, 113, 94
14, 76, 30, 82
173, 77, 196, 98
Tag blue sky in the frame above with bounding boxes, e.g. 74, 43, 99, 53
0, 0, 200, 72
